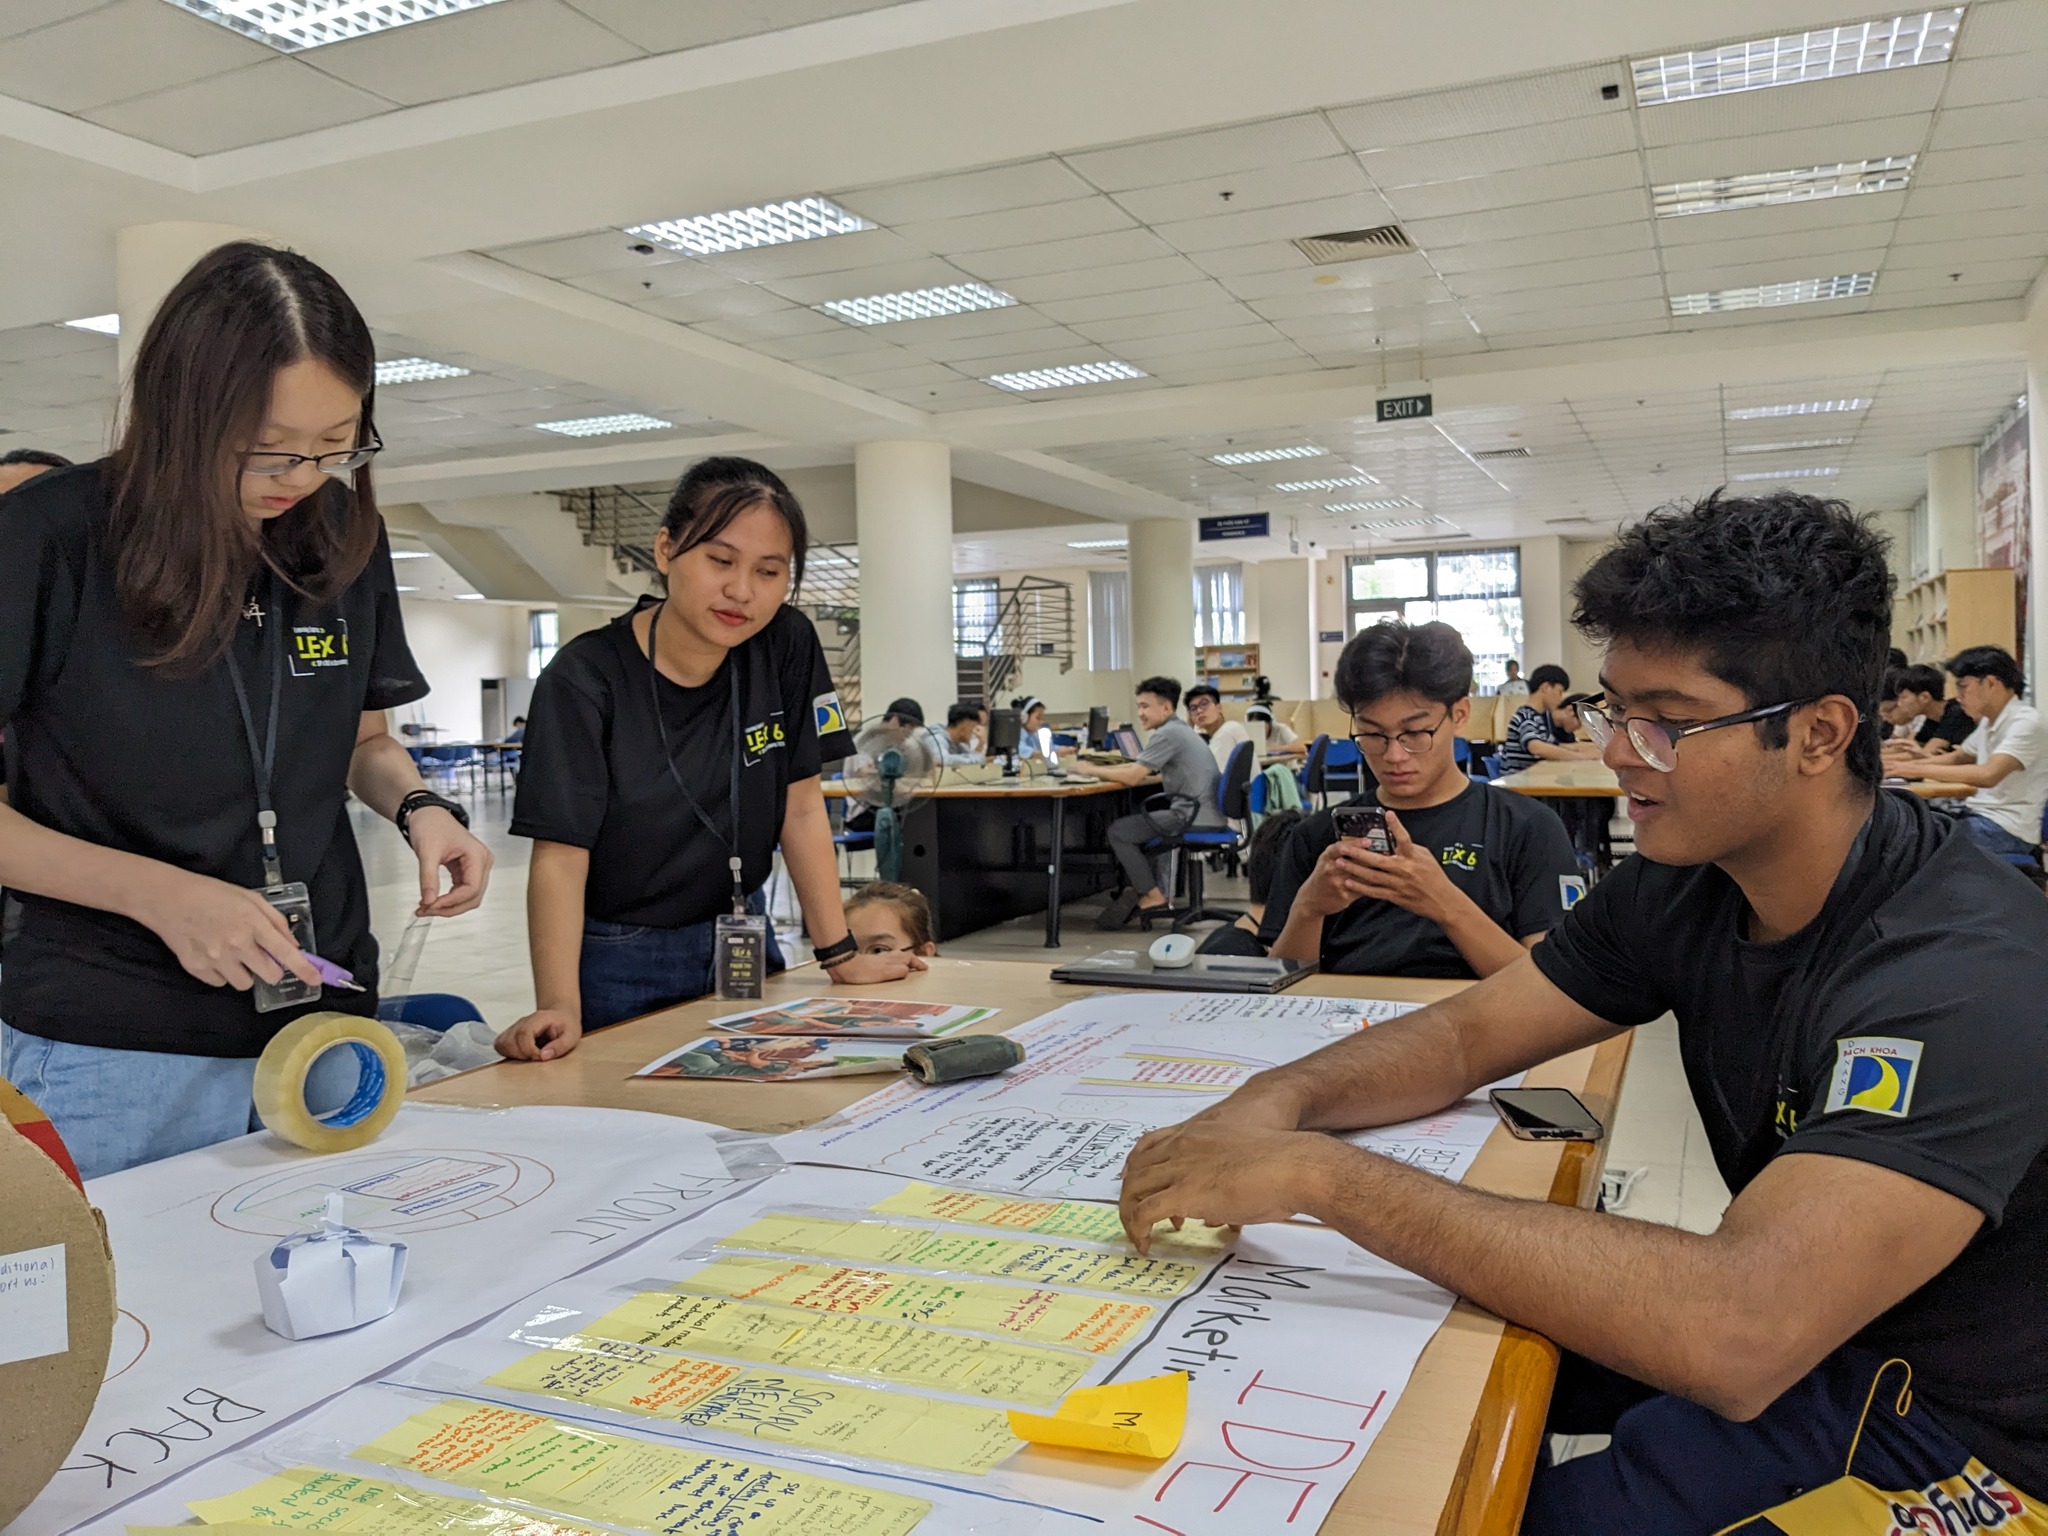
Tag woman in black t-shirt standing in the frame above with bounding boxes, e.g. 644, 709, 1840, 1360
0, 242, 494, 1178
497, 458, 922, 1061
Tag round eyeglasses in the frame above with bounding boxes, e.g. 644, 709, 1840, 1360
1575, 694, 1822, 773
1350, 710, 1452, 757
241, 435, 383, 479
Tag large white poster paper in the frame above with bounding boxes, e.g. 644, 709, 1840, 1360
18, 1103, 753, 1536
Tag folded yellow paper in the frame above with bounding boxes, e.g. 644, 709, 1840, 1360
1007, 1371, 1189, 1460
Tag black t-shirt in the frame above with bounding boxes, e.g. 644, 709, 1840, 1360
1533, 791, 2048, 1486
511, 598, 853, 928
1914, 697, 1976, 748
0, 462, 427, 1056
1258, 781, 1581, 978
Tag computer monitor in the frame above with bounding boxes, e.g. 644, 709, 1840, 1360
986, 708, 1022, 756
1087, 705, 1109, 749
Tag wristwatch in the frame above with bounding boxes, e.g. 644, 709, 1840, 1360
813, 932, 859, 969
396, 789, 470, 846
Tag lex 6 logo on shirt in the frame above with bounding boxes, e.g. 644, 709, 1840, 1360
743, 713, 787, 765
1438, 841, 1481, 872
288, 619, 350, 676
1824, 1036, 1925, 1119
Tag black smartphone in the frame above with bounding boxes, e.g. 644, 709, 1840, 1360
1489, 1087, 1604, 1142
1331, 804, 1393, 855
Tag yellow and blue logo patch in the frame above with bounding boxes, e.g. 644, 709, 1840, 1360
814, 691, 846, 736
1823, 1036, 1924, 1119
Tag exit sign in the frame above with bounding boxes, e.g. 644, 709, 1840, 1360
1376, 393, 1433, 422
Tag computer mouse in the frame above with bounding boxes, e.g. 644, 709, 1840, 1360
1149, 932, 1197, 969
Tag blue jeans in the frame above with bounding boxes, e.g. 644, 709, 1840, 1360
1524, 1348, 1989, 1534
579, 891, 787, 1032
1954, 808, 2038, 860
0, 1024, 359, 1181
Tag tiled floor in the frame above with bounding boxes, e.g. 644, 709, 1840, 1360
354, 782, 1731, 1232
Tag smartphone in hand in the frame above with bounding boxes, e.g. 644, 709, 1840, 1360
1332, 804, 1394, 855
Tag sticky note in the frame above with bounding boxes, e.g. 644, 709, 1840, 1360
870, 1183, 1234, 1251
1008, 1371, 1189, 1460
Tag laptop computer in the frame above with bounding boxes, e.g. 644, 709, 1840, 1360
1050, 951, 1316, 994
1111, 727, 1142, 759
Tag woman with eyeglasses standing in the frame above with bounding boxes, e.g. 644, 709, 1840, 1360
0, 242, 494, 1178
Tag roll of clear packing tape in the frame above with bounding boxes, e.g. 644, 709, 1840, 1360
253, 1012, 408, 1153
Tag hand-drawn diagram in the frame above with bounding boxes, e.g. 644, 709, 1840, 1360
212, 1149, 554, 1236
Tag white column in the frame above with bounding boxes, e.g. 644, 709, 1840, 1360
115, 222, 274, 380
854, 440, 955, 723
1128, 517, 1195, 693
1926, 444, 1979, 574
2024, 274, 2048, 683
1253, 558, 1315, 701
1517, 534, 1565, 675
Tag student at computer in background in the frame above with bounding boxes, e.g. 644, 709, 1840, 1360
1892, 645, 2048, 857
1260, 622, 1579, 979
1063, 676, 1223, 927
844, 880, 938, 957
1011, 696, 1050, 758
1194, 809, 1301, 957
1500, 665, 1604, 772
937, 701, 986, 764
1246, 702, 1305, 757
1882, 663, 1976, 760
1183, 683, 1253, 773
1119, 493, 2048, 1532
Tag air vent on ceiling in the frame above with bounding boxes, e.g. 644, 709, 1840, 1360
1292, 224, 1416, 265
1471, 446, 1531, 460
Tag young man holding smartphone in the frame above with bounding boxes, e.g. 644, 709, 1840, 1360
1121, 493, 2048, 1531
1260, 620, 1580, 978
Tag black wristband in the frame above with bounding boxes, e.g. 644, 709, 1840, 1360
397, 789, 469, 846
812, 932, 858, 968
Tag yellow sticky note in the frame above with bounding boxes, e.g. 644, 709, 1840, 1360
1008, 1371, 1189, 1460
137, 1526, 283, 1536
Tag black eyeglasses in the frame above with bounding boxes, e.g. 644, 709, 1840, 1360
1350, 710, 1452, 757
1576, 694, 1822, 773
241, 434, 384, 479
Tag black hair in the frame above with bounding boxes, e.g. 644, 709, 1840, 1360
1896, 663, 1946, 699
1245, 810, 1301, 905
1888, 647, 1910, 670
661, 455, 808, 595
0, 448, 71, 469
512, 714, 526, 724
1572, 489, 1892, 786
1184, 683, 1221, 708
1527, 663, 1570, 692
1572, 489, 1893, 789
946, 702, 982, 728
1334, 620, 1472, 711
1136, 675, 1182, 708
1948, 644, 2025, 693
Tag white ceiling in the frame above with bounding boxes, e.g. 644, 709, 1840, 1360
0, 0, 2043, 560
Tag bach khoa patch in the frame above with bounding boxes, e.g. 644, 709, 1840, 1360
1823, 1036, 1924, 1119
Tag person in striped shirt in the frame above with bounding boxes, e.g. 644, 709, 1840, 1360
1501, 665, 1602, 773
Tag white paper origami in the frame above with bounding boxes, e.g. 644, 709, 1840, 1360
254, 1193, 408, 1341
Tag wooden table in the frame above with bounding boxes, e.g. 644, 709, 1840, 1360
824, 776, 1147, 945
1496, 760, 1975, 800
418, 957, 1629, 1534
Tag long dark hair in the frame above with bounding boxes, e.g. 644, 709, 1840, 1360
110, 242, 381, 674
661, 456, 808, 596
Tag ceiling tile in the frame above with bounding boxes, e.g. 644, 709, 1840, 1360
491, 230, 682, 280
952, 229, 1178, 282
1901, 175, 2048, 216
1652, 193, 1903, 248
1361, 112, 1638, 190
1115, 324, 1293, 360
1401, 187, 1650, 245
0, 0, 120, 42
1642, 116, 1933, 185
889, 197, 1136, 256
696, 228, 925, 283
1940, 50, 2044, 108
559, 0, 901, 53
570, 259, 734, 304
1637, 69, 1950, 150
835, 157, 1097, 224
637, 287, 796, 323
1384, 153, 1644, 221
760, 257, 980, 306
0, 0, 270, 113
1108, 156, 1373, 226
1425, 222, 1655, 273
1151, 191, 1401, 254
1446, 249, 1662, 298
305, 0, 642, 108
1034, 279, 1240, 325
1063, 114, 1348, 192
1001, 254, 1212, 303
1329, 64, 1621, 149
1927, 99, 2048, 151
85, 54, 391, 152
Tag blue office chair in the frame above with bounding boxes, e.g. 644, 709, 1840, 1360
1138, 743, 1255, 932
1453, 736, 1472, 769
377, 992, 485, 1032
830, 787, 877, 884
1300, 733, 1329, 805
1478, 753, 1506, 781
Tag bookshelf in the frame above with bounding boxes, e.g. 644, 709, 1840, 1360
1901, 568, 2016, 665
1195, 643, 1260, 700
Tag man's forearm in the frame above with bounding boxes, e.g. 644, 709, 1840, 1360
526, 842, 589, 1017
1431, 884, 1531, 977
348, 731, 429, 820
1231, 1005, 1479, 1132
1267, 904, 1325, 963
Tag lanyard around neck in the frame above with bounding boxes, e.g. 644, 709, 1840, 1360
643, 600, 746, 914
223, 570, 285, 888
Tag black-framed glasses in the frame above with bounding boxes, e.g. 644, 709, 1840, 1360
1576, 694, 1821, 773
1350, 710, 1452, 757
241, 434, 384, 479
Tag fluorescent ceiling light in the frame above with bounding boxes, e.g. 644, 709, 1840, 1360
395, 586, 419, 593
533, 413, 675, 437
1731, 466, 1840, 480
1653, 156, 1916, 217
1209, 445, 1325, 465
1728, 437, 1855, 453
1355, 515, 1455, 530
1670, 272, 1874, 316
984, 361, 1147, 392
626, 197, 873, 257
1274, 474, 1379, 492
390, 550, 433, 560
1326, 497, 1418, 513
161, 0, 512, 51
454, 593, 487, 600
1632, 9, 1963, 106
1727, 398, 1873, 419
1068, 538, 1130, 550
818, 282, 1015, 326
375, 356, 472, 386
61, 314, 119, 335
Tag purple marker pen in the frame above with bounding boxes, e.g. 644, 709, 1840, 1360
304, 954, 365, 992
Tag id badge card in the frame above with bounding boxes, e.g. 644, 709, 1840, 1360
253, 881, 323, 1014
715, 912, 768, 1000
